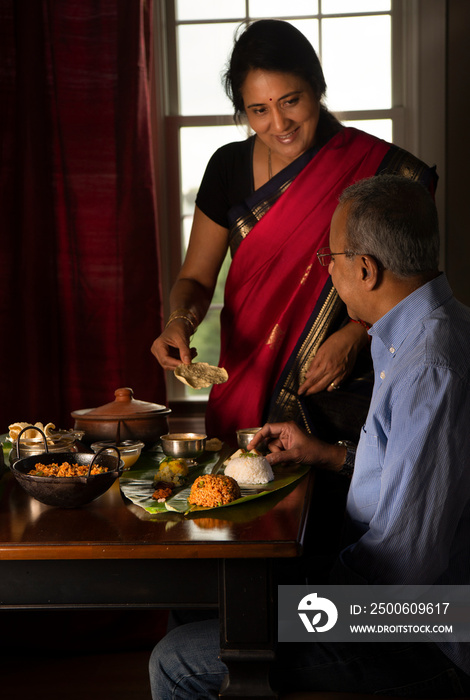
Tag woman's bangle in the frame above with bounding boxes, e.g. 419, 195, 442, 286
166, 316, 196, 332
165, 308, 198, 333
168, 307, 198, 324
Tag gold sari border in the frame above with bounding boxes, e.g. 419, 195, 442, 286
229, 179, 294, 256
267, 286, 345, 429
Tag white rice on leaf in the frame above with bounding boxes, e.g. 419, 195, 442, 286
224, 452, 274, 485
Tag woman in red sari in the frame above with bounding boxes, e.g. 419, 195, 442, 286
151, 20, 437, 447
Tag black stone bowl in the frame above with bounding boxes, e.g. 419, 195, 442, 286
10, 448, 123, 508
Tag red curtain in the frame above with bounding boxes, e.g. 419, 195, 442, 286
0, 0, 166, 431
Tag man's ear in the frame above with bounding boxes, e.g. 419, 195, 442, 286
360, 255, 380, 289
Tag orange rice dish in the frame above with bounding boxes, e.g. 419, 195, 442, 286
28, 462, 109, 477
188, 474, 241, 508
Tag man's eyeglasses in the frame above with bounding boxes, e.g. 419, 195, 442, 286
316, 247, 358, 267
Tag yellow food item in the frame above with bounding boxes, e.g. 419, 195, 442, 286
154, 457, 189, 487
188, 474, 241, 508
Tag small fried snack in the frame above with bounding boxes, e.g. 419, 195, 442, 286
151, 482, 175, 502
205, 437, 223, 452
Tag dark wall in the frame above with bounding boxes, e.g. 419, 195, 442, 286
446, 0, 470, 305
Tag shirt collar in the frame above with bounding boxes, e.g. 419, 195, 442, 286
368, 273, 453, 352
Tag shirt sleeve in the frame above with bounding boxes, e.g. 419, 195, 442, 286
335, 364, 470, 585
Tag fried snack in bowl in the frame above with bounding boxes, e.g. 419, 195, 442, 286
7, 423, 85, 465
8, 422, 56, 443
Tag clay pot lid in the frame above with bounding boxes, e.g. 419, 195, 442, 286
71, 387, 169, 420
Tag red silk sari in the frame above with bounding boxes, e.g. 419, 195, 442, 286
205, 128, 430, 446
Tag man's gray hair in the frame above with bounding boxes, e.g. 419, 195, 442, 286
339, 174, 439, 278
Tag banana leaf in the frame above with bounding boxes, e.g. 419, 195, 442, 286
119, 446, 310, 516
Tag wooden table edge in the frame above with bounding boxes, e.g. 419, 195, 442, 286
0, 541, 305, 560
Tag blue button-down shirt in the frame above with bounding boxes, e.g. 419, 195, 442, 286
336, 274, 470, 672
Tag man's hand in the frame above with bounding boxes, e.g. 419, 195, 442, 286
248, 421, 346, 471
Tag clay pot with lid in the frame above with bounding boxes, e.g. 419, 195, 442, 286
71, 387, 171, 445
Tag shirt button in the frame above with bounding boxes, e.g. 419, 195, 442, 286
380, 371, 386, 380
389, 347, 395, 354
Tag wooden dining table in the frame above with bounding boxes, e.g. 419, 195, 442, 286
0, 455, 315, 699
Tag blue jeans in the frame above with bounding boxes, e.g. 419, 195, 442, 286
149, 619, 470, 699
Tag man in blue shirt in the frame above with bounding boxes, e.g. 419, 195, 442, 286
149, 175, 470, 698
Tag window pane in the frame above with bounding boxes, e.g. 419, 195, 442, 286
180, 250, 231, 398
248, 0, 318, 17
182, 215, 193, 249
180, 125, 247, 205
322, 16, 391, 111
188, 307, 223, 396
176, 0, 246, 21
342, 119, 392, 142
190, 251, 231, 391
322, 0, 390, 13
213, 252, 231, 305
178, 23, 239, 115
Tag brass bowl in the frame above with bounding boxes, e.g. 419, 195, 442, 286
160, 433, 207, 459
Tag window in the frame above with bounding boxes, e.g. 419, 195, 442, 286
154, 0, 445, 400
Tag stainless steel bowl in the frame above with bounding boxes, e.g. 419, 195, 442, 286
90, 440, 144, 470
236, 427, 266, 453
9, 430, 84, 466
160, 433, 207, 458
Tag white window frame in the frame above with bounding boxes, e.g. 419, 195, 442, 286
153, 0, 446, 402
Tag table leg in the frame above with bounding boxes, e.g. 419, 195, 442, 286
218, 558, 277, 699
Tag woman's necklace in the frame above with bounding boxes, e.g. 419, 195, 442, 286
268, 148, 273, 180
